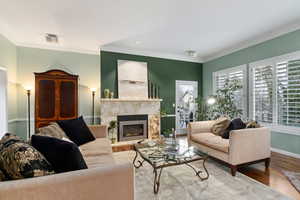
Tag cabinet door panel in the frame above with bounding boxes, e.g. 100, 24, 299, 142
59, 80, 77, 118
38, 79, 56, 119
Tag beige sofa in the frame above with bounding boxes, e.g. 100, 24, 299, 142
0, 125, 134, 200
188, 121, 271, 176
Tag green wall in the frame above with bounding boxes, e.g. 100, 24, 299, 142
15, 47, 101, 139
1, 34, 101, 139
101, 51, 202, 132
203, 29, 300, 155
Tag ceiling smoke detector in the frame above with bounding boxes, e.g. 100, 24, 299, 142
185, 50, 197, 57
45, 33, 58, 43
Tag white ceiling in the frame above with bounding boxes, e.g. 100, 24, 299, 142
1, 0, 300, 62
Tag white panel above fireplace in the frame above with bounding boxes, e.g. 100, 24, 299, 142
117, 60, 148, 99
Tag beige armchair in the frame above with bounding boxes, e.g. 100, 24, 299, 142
188, 121, 271, 176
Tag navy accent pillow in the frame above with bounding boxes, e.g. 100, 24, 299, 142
222, 118, 246, 139
57, 116, 95, 146
31, 135, 87, 173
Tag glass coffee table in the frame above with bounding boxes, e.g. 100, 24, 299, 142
133, 140, 209, 194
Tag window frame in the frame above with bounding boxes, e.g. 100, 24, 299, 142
249, 50, 300, 136
212, 64, 248, 118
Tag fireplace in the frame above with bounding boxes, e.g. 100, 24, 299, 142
117, 115, 148, 141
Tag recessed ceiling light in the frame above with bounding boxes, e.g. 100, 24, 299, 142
185, 50, 197, 57
45, 33, 59, 43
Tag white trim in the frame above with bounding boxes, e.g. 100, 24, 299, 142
0, 68, 8, 135
16, 42, 100, 56
0, 66, 7, 71
100, 46, 203, 63
8, 116, 101, 124
212, 65, 248, 117
262, 123, 300, 136
202, 22, 300, 62
271, 147, 300, 159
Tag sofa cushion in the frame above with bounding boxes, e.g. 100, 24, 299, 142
84, 155, 115, 168
0, 169, 6, 181
57, 116, 95, 146
211, 117, 231, 136
80, 138, 112, 157
0, 133, 55, 180
191, 133, 229, 153
31, 135, 87, 173
38, 122, 68, 139
246, 120, 261, 128
222, 118, 246, 139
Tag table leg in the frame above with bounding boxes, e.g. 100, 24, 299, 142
185, 159, 209, 181
153, 168, 163, 194
132, 151, 145, 169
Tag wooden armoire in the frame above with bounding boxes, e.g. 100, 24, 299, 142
34, 70, 78, 131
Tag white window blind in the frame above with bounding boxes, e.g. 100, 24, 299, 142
277, 59, 300, 127
213, 65, 247, 116
252, 65, 274, 123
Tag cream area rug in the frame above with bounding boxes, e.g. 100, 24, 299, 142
113, 151, 291, 200
283, 170, 300, 193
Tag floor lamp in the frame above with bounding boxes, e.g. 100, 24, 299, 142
24, 86, 32, 139
90, 88, 97, 124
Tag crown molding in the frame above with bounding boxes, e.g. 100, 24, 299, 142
202, 22, 300, 62
16, 42, 100, 56
100, 45, 203, 63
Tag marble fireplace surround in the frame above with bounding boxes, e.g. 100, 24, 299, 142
100, 99, 162, 140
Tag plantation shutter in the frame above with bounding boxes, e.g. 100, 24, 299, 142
252, 65, 274, 123
214, 66, 246, 115
277, 60, 300, 127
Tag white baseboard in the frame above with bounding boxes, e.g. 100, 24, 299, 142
271, 147, 300, 159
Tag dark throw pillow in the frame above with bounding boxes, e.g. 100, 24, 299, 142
222, 118, 246, 139
0, 133, 55, 180
31, 135, 88, 173
57, 116, 95, 146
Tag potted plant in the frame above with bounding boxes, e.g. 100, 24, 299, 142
108, 120, 117, 144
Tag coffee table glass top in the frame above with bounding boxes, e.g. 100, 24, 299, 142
134, 139, 207, 167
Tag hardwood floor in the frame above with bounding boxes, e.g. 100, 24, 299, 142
238, 152, 300, 200
113, 138, 300, 199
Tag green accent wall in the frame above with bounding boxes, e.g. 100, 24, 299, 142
101, 51, 202, 132
203, 29, 300, 155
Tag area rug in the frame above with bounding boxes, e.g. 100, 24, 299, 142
113, 151, 291, 200
283, 170, 300, 193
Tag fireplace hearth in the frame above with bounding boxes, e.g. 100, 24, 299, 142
117, 115, 148, 141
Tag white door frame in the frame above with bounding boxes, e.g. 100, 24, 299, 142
175, 80, 198, 135
0, 66, 8, 137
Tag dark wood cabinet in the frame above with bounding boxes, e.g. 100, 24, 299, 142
35, 70, 78, 131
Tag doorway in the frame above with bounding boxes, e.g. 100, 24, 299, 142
175, 80, 198, 134
0, 67, 8, 137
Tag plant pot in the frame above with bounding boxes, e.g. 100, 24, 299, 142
111, 138, 117, 144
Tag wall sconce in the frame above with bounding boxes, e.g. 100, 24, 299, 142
90, 88, 97, 124
23, 85, 33, 139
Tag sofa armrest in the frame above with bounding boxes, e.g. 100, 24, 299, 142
0, 163, 134, 200
229, 127, 271, 165
88, 125, 108, 138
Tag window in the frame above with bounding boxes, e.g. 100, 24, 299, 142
249, 51, 300, 133
276, 59, 300, 127
251, 65, 274, 123
213, 65, 247, 117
